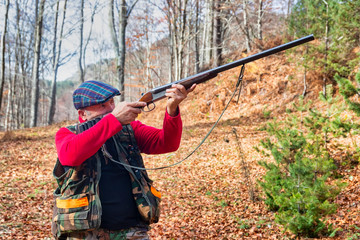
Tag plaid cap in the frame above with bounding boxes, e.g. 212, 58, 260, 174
73, 80, 120, 110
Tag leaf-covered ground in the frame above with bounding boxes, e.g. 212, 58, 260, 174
1, 53, 360, 239
1, 109, 359, 239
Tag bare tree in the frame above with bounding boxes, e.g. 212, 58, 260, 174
163, 0, 175, 83
202, 0, 214, 67
15, 0, 33, 128
48, 0, 68, 125
0, 0, 10, 111
171, 0, 189, 80
243, 0, 251, 52
322, 0, 329, 97
79, 0, 85, 83
109, 0, 139, 101
214, 0, 223, 66
194, 0, 200, 73
81, 1, 99, 82
5, 42, 13, 130
5, 0, 23, 130
257, 0, 264, 40
30, 0, 46, 128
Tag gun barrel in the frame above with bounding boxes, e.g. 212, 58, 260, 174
145, 34, 314, 100
210, 34, 315, 74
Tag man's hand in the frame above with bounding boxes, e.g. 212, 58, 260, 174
111, 101, 147, 125
165, 84, 196, 117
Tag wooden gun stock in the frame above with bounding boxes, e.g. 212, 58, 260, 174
138, 34, 315, 110
138, 71, 217, 104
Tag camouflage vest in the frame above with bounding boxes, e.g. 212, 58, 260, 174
51, 117, 161, 239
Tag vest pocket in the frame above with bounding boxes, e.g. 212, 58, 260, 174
54, 208, 90, 232
53, 193, 96, 233
52, 182, 101, 237
131, 177, 161, 224
56, 193, 90, 214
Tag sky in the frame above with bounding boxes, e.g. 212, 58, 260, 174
57, 1, 113, 81
56, 0, 166, 82
0, 0, 290, 82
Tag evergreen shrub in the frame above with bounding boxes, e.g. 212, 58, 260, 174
256, 87, 348, 237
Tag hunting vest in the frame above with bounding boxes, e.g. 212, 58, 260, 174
51, 117, 161, 239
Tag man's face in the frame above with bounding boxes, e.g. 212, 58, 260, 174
78, 98, 115, 121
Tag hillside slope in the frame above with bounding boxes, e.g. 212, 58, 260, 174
137, 49, 360, 239
0, 51, 359, 239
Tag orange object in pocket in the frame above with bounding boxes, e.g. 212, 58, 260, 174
150, 186, 161, 199
56, 196, 89, 209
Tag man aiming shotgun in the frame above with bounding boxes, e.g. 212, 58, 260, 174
139, 35, 314, 111
51, 81, 195, 239
51, 35, 314, 239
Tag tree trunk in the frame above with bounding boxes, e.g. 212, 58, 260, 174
171, 3, 178, 81
49, 0, 68, 125
0, 0, 10, 111
30, 0, 46, 128
165, 0, 174, 83
287, 0, 293, 17
302, 46, 309, 97
21, 19, 33, 128
184, 28, 191, 77
82, 2, 98, 80
117, 0, 127, 100
168, 16, 174, 83
176, 0, 188, 80
15, 0, 21, 129
194, 0, 200, 73
203, 0, 214, 66
323, 0, 329, 98
302, 66, 307, 97
214, 0, 223, 67
168, 21, 174, 83
5, 48, 12, 130
79, 0, 85, 83
257, 0, 263, 40
109, 0, 120, 66
145, 11, 153, 88
243, 0, 251, 52
109, 0, 138, 101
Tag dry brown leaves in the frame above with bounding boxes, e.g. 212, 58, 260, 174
1, 54, 359, 239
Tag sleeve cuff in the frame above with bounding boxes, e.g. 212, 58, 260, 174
166, 107, 181, 118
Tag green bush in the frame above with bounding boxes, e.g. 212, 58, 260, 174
256, 88, 348, 237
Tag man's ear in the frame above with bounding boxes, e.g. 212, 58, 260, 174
78, 109, 87, 121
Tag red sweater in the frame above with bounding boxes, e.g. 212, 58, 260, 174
56, 111, 182, 166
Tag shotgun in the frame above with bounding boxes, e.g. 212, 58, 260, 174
138, 34, 315, 111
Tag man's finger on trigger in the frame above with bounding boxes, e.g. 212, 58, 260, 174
130, 107, 142, 114
129, 101, 146, 108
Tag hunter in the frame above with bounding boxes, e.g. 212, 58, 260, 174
51, 80, 195, 239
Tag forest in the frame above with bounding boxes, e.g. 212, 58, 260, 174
0, 0, 360, 239
0, 0, 314, 129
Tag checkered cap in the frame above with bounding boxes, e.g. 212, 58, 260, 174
73, 80, 120, 110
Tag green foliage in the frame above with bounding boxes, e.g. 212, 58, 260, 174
262, 105, 272, 119
288, 0, 360, 80
237, 220, 251, 230
336, 72, 360, 117
256, 90, 350, 237
335, 0, 360, 48
335, 71, 360, 166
